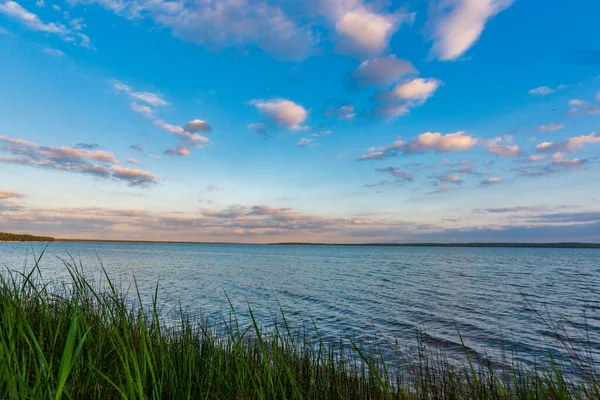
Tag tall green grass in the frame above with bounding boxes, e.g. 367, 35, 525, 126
0, 253, 598, 399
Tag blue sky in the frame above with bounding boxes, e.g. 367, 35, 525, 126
0, 0, 599, 242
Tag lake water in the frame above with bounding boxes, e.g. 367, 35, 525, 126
1, 242, 599, 368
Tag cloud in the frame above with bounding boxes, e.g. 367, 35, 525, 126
535, 133, 600, 153
3, 198, 600, 242
112, 80, 169, 107
375, 167, 414, 181
0, 1, 67, 33
481, 177, 502, 185
79, 0, 315, 61
359, 131, 477, 160
0, 1, 93, 48
296, 138, 316, 147
528, 86, 554, 95
364, 180, 397, 188
431, 173, 464, 186
206, 185, 217, 191
351, 55, 417, 87
335, 7, 408, 55
537, 123, 564, 132
486, 137, 520, 157
0, 190, 25, 200
154, 120, 210, 147
429, 0, 513, 60
35, 0, 44, 7
75, 143, 99, 150
248, 123, 267, 135
512, 154, 589, 177
163, 147, 191, 156
184, 119, 212, 133
110, 166, 160, 187
324, 104, 356, 120
125, 158, 141, 165
146, 154, 161, 160
0, 135, 159, 187
372, 78, 442, 119
130, 102, 154, 118
250, 98, 308, 130
246, 205, 292, 216
129, 144, 144, 152
389, 78, 442, 103
42, 47, 65, 57
473, 205, 577, 214
567, 99, 600, 116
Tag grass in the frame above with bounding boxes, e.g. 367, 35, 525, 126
0, 251, 598, 399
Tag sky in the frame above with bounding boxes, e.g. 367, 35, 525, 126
0, 0, 599, 243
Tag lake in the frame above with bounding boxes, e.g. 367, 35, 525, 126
1, 242, 599, 368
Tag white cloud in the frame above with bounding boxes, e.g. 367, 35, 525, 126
335, 8, 402, 55
250, 98, 308, 130
154, 120, 210, 147
536, 133, 600, 153
351, 55, 417, 87
359, 131, 478, 160
486, 137, 520, 157
42, 47, 65, 57
112, 80, 169, 107
537, 123, 564, 132
130, 102, 154, 118
0, 1, 93, 48
430, 0, 513, 61
297, 137, 316, 147
35, 0, 44, 7
324, 104, 356, 120
569, 99, 587, 107
528, 86, 553, 95
106, 0, 315, 61
391, 78, 442, 103
51, 4, 60, 11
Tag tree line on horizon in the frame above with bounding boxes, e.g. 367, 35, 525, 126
0, 232, 55, 242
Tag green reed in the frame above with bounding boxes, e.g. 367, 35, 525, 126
0, 251, 598, 399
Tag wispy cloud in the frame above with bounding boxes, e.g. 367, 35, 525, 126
429, 0, 513, 61
537, 123, 564, 132
0, 189, 25, 199
376, 167, 414, 181
359, 131, 478, 160
41, 47, 65, 57
164, 147, 191, 156
324, 105, 356, 120
112, 80, 169, 107
0, 135, 159, 187
536, 133, 600, 153
486, 137, 521, 157
528, 84, 566, 96
0, 1, 94, 48
480, 177, 502, 186
296, 138, 316, 147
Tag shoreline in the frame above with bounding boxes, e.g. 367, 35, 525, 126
1, 239, 599, 248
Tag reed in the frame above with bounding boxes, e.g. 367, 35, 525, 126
0, 252, 598, 399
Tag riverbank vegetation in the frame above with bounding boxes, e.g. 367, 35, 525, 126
0, 232, 55, 242
0, 256, 598, 399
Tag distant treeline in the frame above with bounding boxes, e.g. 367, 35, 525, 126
271, 242, 600, 249
0, 232, 55, 242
